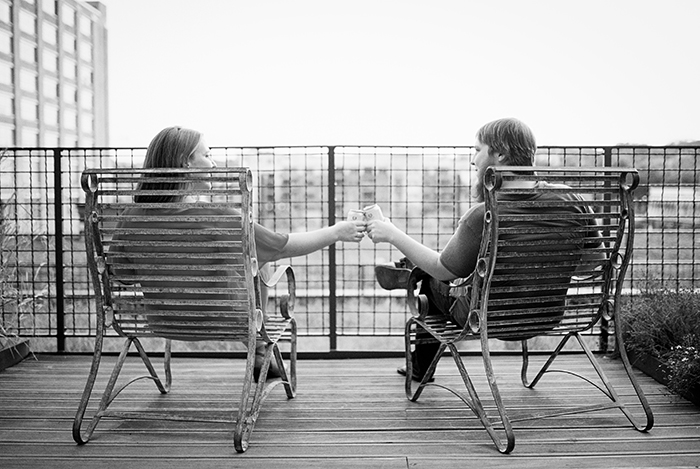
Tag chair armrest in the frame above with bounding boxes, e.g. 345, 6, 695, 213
260, 264, 293, 288
260, 264, 296, 319
406, 268, 430, 319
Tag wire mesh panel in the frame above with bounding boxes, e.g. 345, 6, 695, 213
45, 148, 148, 351
332, 146, 472, 342
1, 146, 699, 352
613, 147, 700, 291
0, 149, 57, 349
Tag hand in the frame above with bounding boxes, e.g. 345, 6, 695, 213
335, 220, 366, 243
366, 218, 397, 244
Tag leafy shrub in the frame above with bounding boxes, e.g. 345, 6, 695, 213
621, 287, 700, 398
1, 192, 48, 346
666, 336, 700, 397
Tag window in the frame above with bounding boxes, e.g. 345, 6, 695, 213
42, 21, 57, 45
0, 91, 12, 116
19, 39, 37, 64
0, 60, 11, 86
79, 15, 92, 37
0, 121, 14, 146
42, 0, 57, 16
43, 130, 59, 146
63, 108, 77, 130
78, 63, 91, 86
0, 29, 11, 55
43, 102, 58, 125
78, 135, 94, 147
42, 76, 58, 99
78, 39, 91, 62
79, 88, 92, 111
20, 97, 38, 121
18, 10, 37, 35
61, 4, 75, 27
62, 31, 75, 54
62, 83, 76, 104
19, 68, 37, 92
62, 133, 77, 147
0, 2, 10, 24
20, 127, 39, 146
42, 48, 58, 73
62, 57, 76, 79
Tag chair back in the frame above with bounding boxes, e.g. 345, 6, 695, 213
81, 167, 262, 342
464, 166, 638, 341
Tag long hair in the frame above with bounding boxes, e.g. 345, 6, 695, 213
476, 118, 537, 166
135, 126, 202, 203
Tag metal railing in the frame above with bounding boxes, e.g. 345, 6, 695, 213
1, 145, 698, 353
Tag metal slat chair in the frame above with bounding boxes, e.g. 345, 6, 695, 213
73, 167, 297, 452
404, 166, 653, 453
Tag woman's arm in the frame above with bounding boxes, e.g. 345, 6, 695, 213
276, 220, 365, 259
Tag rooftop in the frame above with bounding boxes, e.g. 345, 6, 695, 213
1, 354, 698, 468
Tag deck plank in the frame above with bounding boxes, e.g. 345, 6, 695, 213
0, 354, 698, 468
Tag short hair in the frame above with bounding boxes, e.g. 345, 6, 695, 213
476, 118, 537, 166
136, 126, 203, 203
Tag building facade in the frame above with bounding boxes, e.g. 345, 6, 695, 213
0, 0, 108, 147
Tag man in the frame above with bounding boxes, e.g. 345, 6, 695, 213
367, 117, 599, 381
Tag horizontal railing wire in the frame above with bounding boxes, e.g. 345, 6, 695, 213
0, 145, 698, 352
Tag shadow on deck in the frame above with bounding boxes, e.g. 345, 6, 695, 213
1, 354, 699, 468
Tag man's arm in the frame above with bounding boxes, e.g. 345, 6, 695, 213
367, 219, 456, 281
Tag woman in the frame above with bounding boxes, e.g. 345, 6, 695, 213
120, 126, 366, 379
137, 126, 365, 261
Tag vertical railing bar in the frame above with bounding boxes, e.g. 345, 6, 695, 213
327, 146, 337, 351
598, 146, 613, 353
52, 148, 65, 353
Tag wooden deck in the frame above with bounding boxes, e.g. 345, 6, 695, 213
1, 353, 699, 468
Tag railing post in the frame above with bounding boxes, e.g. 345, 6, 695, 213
53, 149, 65, 353
599, 146, 613, 353
327, 146, 337, 352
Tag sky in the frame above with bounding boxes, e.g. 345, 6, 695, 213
97, 0, 699, 148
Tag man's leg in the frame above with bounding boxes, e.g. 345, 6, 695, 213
401, 276, 455, 381
374, 259, 454, 381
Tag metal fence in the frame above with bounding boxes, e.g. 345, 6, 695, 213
1, 145, 698, 353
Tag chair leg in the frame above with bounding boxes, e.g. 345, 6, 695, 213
404, 318, 442, 401
521, 331, 653, 432
73, 335, 173, 444
470, 340, 516, 453
73, 336, 132, 444
132, 337, 170, 393
234, 322, 297, 453
164, 338, 172, 391
234, 344, 260, 452
274, 321, 297, 398
521, 332, 575, 388
590, 329, 654, 431
73, 327, 106, 444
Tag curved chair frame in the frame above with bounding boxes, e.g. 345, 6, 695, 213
403, 166, 653, 453
73, 167, 297, 453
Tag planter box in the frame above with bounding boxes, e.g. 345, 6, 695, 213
629, 349, 700, 406
0, 337, 30, 372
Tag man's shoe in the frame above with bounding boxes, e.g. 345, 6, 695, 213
396, 365, 435, 383
375, 264, 411, 290
375, 258, 416, 290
